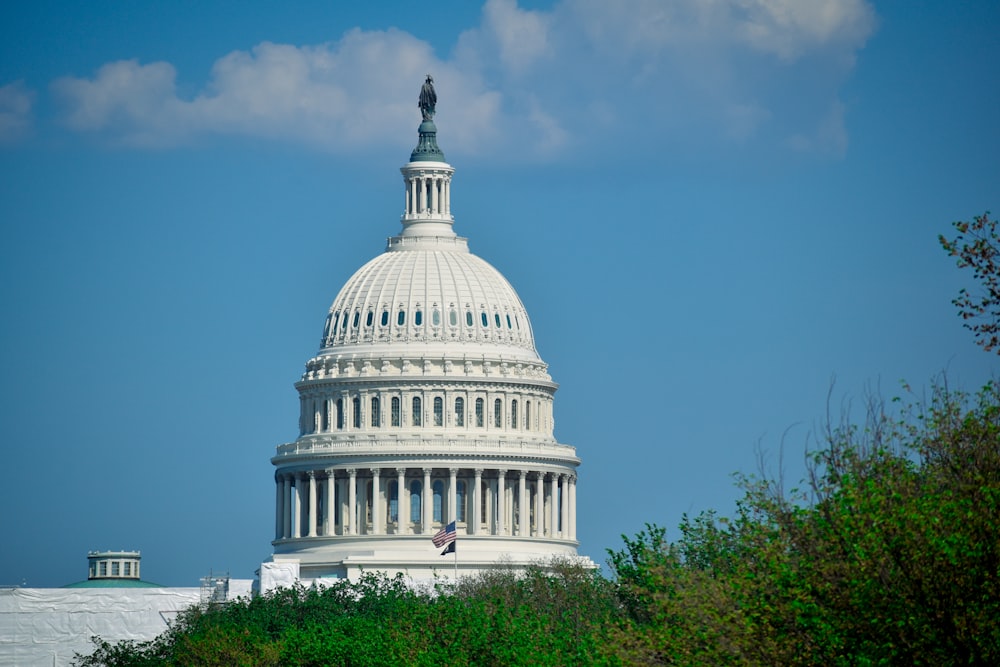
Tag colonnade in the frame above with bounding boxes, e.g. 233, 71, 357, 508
404, 173, 451, 217
274, 466, 576, 542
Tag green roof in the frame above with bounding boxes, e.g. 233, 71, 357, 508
63, 578, 163, 588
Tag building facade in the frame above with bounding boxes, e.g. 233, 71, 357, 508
267, 79, 583, 582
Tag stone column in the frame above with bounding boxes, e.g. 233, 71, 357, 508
534, 473, 544, 537
518, 470, 527, 537
325, 469, 336, 536
560, 474, 569, 539
282, 475, 292, 539
275, 474, 284, 540
569, 474, 577, 540
292, 476, 303, 539
448, 468, 458, 525
497, 470, 507, 536
550, 474, 559, 539
307, 472, 318, 537
347, 468, 357, 535
371, 468, 382, 535
422, 467, 432, 533
396, 467, 407, 534
472, 469, 483, 535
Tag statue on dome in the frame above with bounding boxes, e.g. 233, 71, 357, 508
419, 75, 436, 121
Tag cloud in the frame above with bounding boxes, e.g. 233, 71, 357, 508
49, 0, 876, 159
0, 81, 36, 143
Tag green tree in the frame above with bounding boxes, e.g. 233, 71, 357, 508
940, 212, 999, 353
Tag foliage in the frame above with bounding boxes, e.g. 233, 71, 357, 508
605, 381, 1000, 666
75, 562, 619, 667
940, 212, 1000, 353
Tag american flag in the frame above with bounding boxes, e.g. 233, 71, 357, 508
432, 521, 457, 547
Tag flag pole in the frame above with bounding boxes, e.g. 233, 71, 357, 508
453, 538, 457, 579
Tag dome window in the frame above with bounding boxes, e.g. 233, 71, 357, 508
466, 311, 474, 327
415, 310, 423, 326
366, 312, 374, 327
494, 399, 502, 428
433, 397, 443, 426
475, 398, 484, 427
432, 309, 441, 326
397, 310, 406, 326
412, 396, 422, 426
352, 312, 360, 328
381, 310, 389, 327
506, 314, 512, 329
481, 312, 489, 327
371, 397, 380, 427
455, 397, 465, 427
391, 397, 401, 427
511, 400, 518, 429
449, 309, 458, 326
514, 315, 520, 330
342, 314, 348, 330
494, 313, 502, 328
352, 397, 361, 429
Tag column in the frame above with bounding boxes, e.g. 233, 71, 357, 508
275, 474, 284, 540
518, 470, 527, 537
497, 470, 507, 536
549, 474, 559, 539
307, 472, 318, 537
282, 475, 291, 539
534, 473, 544, 537
396, 468, 407, 534
444, 179, 450, 214
422, 468, 432, 533
325, 469, 336, 536
371, 468, 382, 535
347, 468, 357, 535
472, 469, 483, 535
569, 474, 577, 540
560, 474, 569, 539
292, 476, 303, 539
448, 468, 458, 525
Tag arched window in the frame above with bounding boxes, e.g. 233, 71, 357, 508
506, 314, 512, 329
433, 480, 444, 522
456, 480, 467, 523
481, 312, 489, 327
475, 398, 484, 427
381, 310, 389, 327
397, 310, 406, 326
449, 309, 458, 326
391, 397, 401, 427
336, 398, 344, 429
494, 313, 502, 328
455, 397, 465, 427
511, 399, 518, 429
322, 400, 330, 431
525, 401, 531, 431
410, 480, 422, 523
433, 397, 443, 426
415, 310, 423, 326
366, 311, 373, 327
466, 311, 474, 326
494, 398, 502, 428
389, 481, 398, 523
352, 312, 360, 328
433, 309, 441, 326
412, 396, 422, 426
353, 397, 361, 429
371, 396, 380, 427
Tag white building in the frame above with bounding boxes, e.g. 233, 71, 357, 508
265, 78, 585, 584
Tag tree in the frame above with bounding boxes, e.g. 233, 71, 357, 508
939, 212, 1000, 353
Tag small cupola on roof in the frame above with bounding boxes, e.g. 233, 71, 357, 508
400, 75, 455, 239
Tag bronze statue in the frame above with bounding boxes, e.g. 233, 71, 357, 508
419, 75, 436, 121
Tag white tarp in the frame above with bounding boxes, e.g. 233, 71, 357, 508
0, 587, 201, 667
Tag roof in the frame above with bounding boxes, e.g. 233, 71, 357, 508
63, 579, 163, 588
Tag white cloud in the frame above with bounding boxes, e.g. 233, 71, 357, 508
0, 81, 36, 143
49, 0, 876, 159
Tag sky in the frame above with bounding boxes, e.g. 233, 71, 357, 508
1, 0, 997, 588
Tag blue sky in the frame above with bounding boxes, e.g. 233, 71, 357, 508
1, 0, 996, 587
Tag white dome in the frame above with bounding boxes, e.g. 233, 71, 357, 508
318, 234, 540, 362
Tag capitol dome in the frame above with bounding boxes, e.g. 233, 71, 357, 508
264, 77, 585, 585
